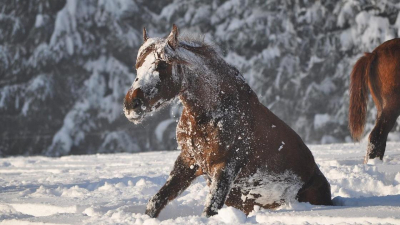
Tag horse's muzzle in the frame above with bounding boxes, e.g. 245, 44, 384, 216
124, 88, 145, 123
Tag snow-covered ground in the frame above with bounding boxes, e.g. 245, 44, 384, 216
2, 142, 400, 224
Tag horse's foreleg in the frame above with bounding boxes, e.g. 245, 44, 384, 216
202, 161, 240, 217
366, 109, 399, 163
145, 154, 199, 218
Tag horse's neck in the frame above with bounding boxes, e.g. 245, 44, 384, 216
179, 62, 250, 120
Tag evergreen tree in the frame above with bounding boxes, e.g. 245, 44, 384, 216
1, 0, 400, 156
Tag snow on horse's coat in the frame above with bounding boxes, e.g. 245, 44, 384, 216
124, 25, 332, 218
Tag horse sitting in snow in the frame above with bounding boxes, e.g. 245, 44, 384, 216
124, 25, 332, 217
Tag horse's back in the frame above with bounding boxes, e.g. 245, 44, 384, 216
374, 38, 400, 52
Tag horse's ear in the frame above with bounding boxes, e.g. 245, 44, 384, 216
167, 24, 179, 50
143, 27, 148, 42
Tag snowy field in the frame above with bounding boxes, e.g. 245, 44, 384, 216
2, 142, 400, 224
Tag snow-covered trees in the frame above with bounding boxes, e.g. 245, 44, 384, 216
1, 0, 400, 156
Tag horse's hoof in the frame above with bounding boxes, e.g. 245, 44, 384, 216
365, 157, 383, 165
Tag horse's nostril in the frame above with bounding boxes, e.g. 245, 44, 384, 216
132, 98, 143, 109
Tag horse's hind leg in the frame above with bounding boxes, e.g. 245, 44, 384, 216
366, 108, 399, 163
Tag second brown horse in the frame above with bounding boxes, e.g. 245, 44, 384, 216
349, 38, 400, 163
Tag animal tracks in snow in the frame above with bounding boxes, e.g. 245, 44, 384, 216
2, 144, 400, 224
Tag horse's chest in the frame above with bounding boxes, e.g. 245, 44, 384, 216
177, 119, 222, 168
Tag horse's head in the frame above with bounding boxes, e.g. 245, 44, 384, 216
124, 25, 182, 123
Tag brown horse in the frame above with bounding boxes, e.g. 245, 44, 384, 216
124, 25, 332, 218
349, 38, 400, 163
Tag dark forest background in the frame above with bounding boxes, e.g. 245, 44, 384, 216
2, 0, 400, 156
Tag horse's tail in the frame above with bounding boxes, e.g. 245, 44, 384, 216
349, 52, 377, 141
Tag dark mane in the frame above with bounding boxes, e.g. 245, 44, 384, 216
178, 35, 218, 57
179, 34, 208, 47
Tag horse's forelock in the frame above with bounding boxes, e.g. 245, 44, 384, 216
136, 38, 164, 64
135, 35, 217, 72
136, 45, 155, 69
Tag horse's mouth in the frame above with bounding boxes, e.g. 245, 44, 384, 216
124, 109, 145, 124
127, 116, 142, 124
124, 100, 168, 124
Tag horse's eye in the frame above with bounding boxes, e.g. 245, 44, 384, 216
156, 61, 167, 70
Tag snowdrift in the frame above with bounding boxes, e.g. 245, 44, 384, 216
1, 142, 400, 224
